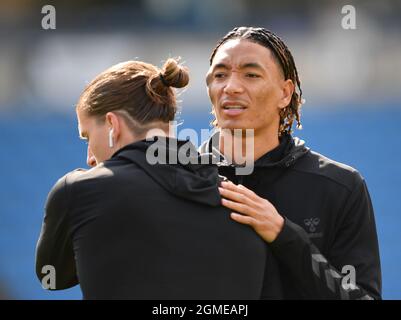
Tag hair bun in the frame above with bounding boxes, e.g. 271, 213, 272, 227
159, 58, 189, 88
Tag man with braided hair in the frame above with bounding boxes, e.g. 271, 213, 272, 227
200, 26, 381, 299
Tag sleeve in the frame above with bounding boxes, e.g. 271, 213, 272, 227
35, 174, 78, 290
260, 246, 283, 299
269, 175, 382, 300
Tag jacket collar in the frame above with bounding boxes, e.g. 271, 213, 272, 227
199, 130, 309, 168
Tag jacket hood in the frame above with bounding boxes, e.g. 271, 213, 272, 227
112, 137, 221, 207
198, 131, 310, 168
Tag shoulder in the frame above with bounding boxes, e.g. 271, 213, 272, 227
293, 149, 364, 192
63, 159, 130, 187
60, 159, 147, 194
46, 169, 87, 208
46, 164, 127, 216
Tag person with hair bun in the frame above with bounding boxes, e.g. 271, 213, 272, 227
35, 58, 282, 299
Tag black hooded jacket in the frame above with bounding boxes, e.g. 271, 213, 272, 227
35, 137, 282, 299
199, 132, 382, 300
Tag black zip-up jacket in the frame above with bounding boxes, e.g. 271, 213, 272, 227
200, 132, 381, 300
36, 137, 282, 299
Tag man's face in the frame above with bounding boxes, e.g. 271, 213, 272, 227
77, 108, 112, 165
207, 39, 288, 135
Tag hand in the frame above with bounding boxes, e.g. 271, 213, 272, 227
219, 181, 285, 243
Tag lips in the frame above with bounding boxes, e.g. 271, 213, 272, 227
222, 105, 246, 110
221, 102, 247, 116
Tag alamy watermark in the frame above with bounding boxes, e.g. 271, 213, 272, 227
312, 254, 359, 298
341, 264, 357, 291
144, 122, 255, 175
41, 5, 56, 30
41, 265, 56, 289
341, 5, 356, 30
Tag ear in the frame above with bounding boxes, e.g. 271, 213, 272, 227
206, 68, 218, 126
205, 67, 213, 87
279, 79, 295, 110
105, 112, 121, 139
206, 70, 214, 107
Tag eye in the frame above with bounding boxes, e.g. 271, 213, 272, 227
246, 73, 260, 78
214, 72, 227, 79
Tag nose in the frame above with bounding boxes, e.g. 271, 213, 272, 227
86, 145, 97, 167
223, 72, 244, 95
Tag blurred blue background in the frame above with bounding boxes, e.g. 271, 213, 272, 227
0, 0, 400, 299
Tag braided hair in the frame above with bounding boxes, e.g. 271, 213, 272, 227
209, 27, 304, 136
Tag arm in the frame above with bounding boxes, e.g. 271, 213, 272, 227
35, 175, 78, 290
219, 179, 381, 299
260, 246, 283, 299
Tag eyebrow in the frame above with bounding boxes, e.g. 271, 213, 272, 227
240, 62, 264, 71
213, 63, 229, 70
212, 62, 265, 71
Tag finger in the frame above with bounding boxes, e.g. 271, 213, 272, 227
237, 184, 262, 202
221, 198, 255, 217
221, 181, 260, 202
218, 187, 254, 206
230, 212, 256, 226
220, 180, 238, 190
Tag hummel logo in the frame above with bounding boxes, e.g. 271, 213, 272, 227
304, 218, 320, 233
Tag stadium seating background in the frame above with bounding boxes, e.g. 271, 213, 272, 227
1, 106, 400, 299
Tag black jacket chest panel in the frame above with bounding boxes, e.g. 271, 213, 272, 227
218, 165, 348, 255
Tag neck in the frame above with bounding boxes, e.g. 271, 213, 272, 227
219, 128, 280, 163
136, 121, 173, 141
117, 122, 172, 151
